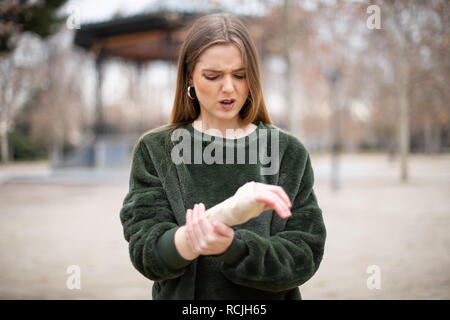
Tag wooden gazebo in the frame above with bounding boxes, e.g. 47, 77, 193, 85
74, 11, 199, 137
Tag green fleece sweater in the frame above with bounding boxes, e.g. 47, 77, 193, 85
119, 120, 326, 300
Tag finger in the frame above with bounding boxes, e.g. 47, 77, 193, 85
269, 185, 292, 208
185, 209, 197, 250
189, 207, 201, 249
270, 193, 292, 218
253, 195, 270, 211
254, 194, 270, 211
213, 221, 233, 238
197, 203, 214, 235
256, 191, 292, 219
192, 204, 207, 249
184, 209, 192, 249
197, 203, 215, 247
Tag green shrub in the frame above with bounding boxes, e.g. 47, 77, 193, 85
0, 131, 47, 161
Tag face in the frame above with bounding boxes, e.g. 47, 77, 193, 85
190, 43, 249, 124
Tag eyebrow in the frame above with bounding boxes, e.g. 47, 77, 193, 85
202, 68, 245, 72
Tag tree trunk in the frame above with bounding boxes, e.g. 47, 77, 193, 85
0, 128, 9, 164
432, 125, 442, 153
282, 0, 296, 136
424, 115, 433, 154
399, 60, 409, 182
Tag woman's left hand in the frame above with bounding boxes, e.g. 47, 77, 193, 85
185, 203, 234, 256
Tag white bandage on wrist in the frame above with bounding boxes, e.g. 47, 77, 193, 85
206, 181, 266, 226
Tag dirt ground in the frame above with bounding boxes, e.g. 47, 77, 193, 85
0, 153, 449, 299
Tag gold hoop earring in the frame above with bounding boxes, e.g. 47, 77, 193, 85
187, 86, 195, 100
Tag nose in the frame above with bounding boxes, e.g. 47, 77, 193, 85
221, 75, 234, 93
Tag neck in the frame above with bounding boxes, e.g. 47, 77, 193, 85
194, 114, 249, 138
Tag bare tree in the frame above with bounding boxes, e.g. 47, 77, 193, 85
27, 30, 87, 166
0, 35, 43, 163
0, 55, 26, 163
0, 0, 67, 163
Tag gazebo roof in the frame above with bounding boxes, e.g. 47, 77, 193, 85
73, 11, 200, 62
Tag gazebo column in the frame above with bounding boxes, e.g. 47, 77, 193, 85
95, 49, 106, 137
93, 48, 106, 167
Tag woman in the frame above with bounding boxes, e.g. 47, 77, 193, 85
120, 13, 326, 300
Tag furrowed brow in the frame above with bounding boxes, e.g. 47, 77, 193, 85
202, 67, 245, 72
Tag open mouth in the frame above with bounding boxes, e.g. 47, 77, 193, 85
219, 99, 236, 109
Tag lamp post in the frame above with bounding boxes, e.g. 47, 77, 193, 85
326, 68, 341, 191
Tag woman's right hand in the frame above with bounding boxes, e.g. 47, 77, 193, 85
185, 203, 234, 256
253, 182, 292, 219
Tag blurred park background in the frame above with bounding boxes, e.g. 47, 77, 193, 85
0, 0, 449, 299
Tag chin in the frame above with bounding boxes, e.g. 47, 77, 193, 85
218, 109, 241, 119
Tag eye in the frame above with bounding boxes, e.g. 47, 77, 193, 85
204, 75, 219, 80
234, 74, 246, 79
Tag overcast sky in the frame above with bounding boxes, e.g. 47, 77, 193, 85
64, 0, 271, 24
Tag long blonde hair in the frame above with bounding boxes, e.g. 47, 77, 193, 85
169, 13, 273, 127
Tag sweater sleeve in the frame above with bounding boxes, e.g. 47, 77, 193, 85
120, 139, 192, 281
216, 140, 326, 293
